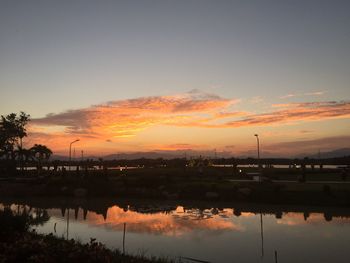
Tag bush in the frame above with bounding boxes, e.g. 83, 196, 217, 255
0, 232, 176, 263
0, 209, 30, 236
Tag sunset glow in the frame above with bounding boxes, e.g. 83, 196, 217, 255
24, 91, 350, 156
1, 1, 349, 157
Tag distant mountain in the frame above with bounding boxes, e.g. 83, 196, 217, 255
50, 148, 350, 161
103, 152, 176, 160
51, 150, 234, 161
298, 148, 350, 159
234, 150, 279, 159
103, 150, 233, 160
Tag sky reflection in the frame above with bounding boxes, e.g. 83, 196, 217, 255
2, 201, 350, 263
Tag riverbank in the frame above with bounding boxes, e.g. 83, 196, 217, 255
2, 196, 350, 263
0, 209, 175, 263
1, 167, 349, 206
1, 232, 176, 263
2, 196, 350, 221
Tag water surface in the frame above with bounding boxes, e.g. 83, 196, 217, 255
2, 199, 350, 263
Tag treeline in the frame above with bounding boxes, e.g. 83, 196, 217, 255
0, 112, 52, 175
51, 155, 350, 169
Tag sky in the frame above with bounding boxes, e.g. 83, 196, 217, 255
0, 0, 349, 157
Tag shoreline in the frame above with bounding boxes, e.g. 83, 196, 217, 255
1, 181, 349, 207
1, 166, 350, 207
2, 195, 350, 217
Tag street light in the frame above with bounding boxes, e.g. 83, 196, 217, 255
69, 139, 80, 171
254, 134, 261, 182
254, 134, 260, 160
66, 138, 79, 241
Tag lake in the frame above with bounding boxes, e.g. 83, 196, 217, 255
1, 198, 350, 263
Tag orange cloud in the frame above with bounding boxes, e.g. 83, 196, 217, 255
220, 101, 350, 128
27, 92, 350, 154
29, 91, 236, 150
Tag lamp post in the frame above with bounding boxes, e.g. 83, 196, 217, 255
254, 134, 261, 182
254, 134, 264, 258
69, 139, 80, 171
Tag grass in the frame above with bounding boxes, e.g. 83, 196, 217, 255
0, 231, 180, 263
0, 209, 179, 263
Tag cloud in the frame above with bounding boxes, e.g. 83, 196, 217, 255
225, 135, 350, 158
30, 91, 237, 144
28, 91, 350, 153
213, 111, 248, 119
219, 101, 350, 128
304, 90, 327, 96
279, 94, 297, 99
279, 90, 327, 99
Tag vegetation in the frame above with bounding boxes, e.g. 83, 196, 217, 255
0, 112, 30, 159
0, 112, 52, 175
0, 209, 176, 263
0, 111, 349, 206
30, 144, 53, 170
0, 165, 349, 206
0, 206, 49, 236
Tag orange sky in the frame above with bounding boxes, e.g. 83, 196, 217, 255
23, 90, 350, 157
2, 2, 350, 157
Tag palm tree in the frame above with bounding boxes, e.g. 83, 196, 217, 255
30, 144, 52, 170
15, 146, 33, 171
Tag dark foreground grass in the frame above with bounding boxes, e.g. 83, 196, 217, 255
0, 232, 177, 263
0, 209, 177, 263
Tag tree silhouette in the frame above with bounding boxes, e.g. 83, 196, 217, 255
30, 144, 53, 170
0, 112, 30, 160
0, 112, 30, 174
